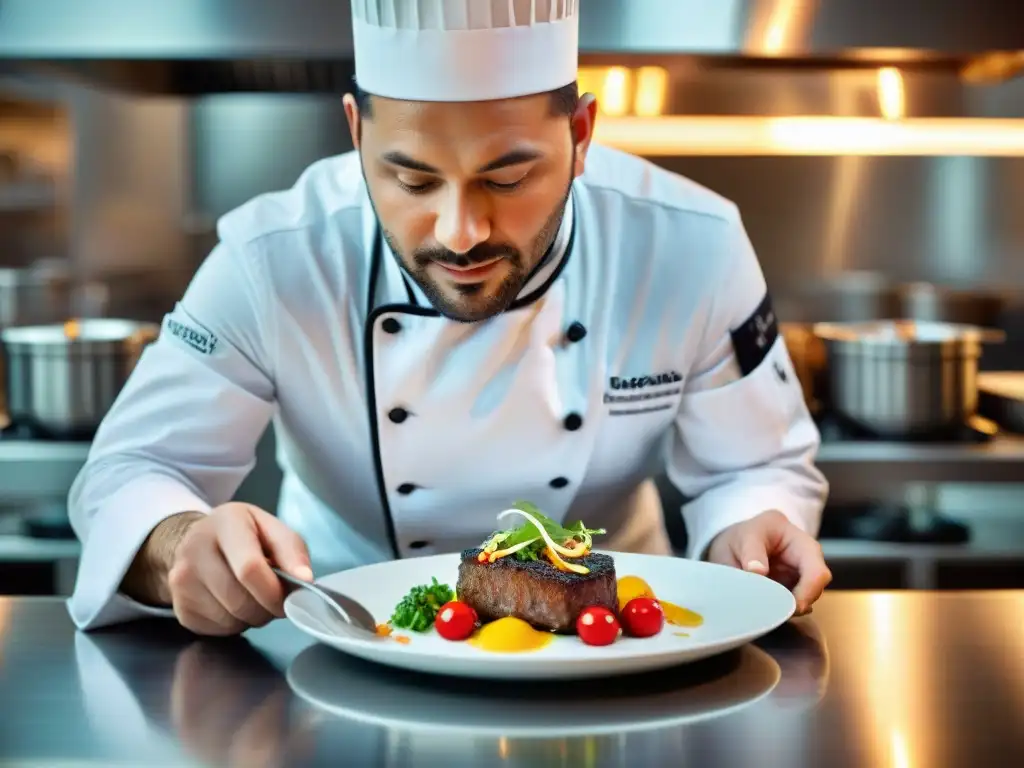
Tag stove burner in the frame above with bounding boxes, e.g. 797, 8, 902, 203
815, 411, 995, 445
819, 502, 971, 545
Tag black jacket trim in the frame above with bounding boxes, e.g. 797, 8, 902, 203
362, 201, 577, 558
363, 229, 401, 558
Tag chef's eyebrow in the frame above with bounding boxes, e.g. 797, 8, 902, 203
476, 148, 543, 173
381, 148, 543, 175
382, 152, 438, 174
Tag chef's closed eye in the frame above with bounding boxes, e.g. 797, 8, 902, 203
396, 174, 438, 194
396, 172, 529, 195
484, 172, 529, 191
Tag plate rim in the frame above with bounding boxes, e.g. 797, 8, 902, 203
283, 550, 796, 675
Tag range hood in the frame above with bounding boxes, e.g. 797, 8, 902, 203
1, 0, 1023, 95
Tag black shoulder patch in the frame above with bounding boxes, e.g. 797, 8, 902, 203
730, 291, 778, 377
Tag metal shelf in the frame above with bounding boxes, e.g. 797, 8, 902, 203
816, 434, 1024, 484
821, 538, 1024, 562
0, 441, 89, 503
0, 179, 57, 211
0, 534, 79, 563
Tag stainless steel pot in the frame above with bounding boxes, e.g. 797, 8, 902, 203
1, 318, 159, 437
0, 263, 73, 328
813, 320, 1005, 438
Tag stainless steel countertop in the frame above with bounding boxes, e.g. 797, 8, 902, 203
1, 592, 1022, 766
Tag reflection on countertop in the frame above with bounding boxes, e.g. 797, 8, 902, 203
0, 592, 1022, 766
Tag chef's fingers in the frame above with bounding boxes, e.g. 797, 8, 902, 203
788, 535, 832, 615
206, 545, 277, 627
215, 507, 289, 618
250, 506, 313, 582
731, 532, 771, 577
170, 564, 247, 635
767, 561, 801, 591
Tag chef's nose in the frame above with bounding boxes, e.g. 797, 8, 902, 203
434, 189, 490, 254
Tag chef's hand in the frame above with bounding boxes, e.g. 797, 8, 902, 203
706, 510, 832, 616
126, 503, 313, 636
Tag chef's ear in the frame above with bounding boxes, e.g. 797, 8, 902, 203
571, 92, 598, 178
343, 93, 361, 150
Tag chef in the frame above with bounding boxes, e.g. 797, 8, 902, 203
66, 0, 832, 636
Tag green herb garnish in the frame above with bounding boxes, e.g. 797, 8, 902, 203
480, 501, 606, 566
389, 577, 455, 632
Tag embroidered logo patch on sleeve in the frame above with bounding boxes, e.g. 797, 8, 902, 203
164, 315, 219, 356
729, 291, 778, 377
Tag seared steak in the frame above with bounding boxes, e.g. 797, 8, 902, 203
456, 548, 617, 634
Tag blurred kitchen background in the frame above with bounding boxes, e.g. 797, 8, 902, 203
1, 0, 1023, 595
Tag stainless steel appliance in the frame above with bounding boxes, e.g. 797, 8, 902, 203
1, 318, 158, 437
899, 283, 1008, 328
2, 0, 1023, 94
814, 320, 1005, 438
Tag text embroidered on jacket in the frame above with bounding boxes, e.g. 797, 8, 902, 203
608, 371, 683, 390
165, 318, 219, 355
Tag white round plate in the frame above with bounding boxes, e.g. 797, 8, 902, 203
286, 641, 781, 737
283, 551, 796, 680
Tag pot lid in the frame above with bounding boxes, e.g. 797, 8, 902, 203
0, 318, 158, 344
813, 319, 1005, 344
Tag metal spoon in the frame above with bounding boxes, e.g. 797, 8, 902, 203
272, 567, 380, 635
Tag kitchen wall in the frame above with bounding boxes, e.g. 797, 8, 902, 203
0, 83, 70, 266
653, 155, 1024, 304
4, 67, 1023, 583
50, 67, 1024, 327
651, 154, 1024, 377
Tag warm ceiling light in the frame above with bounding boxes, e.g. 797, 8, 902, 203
960, 51, 1024, 83
877, 67, 906, 120
633, 67, 668, 117
754, 0, 809, 56
599, 66, 631, 117
578, 65, 666, 117
593, 116, 1024, 156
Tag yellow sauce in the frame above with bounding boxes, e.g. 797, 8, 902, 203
661, 601, 704, 628
468, 616, 554, 654
616, 575, 656, 611
616, 575, 704, 629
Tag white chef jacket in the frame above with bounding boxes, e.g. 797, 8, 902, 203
65, 143, 828, 631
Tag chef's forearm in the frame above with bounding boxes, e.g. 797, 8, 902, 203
119, 510, 205, 607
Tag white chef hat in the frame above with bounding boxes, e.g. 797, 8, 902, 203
351, 0, 580, 102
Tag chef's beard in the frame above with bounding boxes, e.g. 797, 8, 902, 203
365, 149, 576, 323
382, 190, 569, 323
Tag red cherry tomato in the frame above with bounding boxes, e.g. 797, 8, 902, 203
621, 597, 665, 638
434, 601, 477, 641
576, 606, 621, 646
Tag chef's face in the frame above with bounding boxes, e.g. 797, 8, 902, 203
345, 87, 597, 322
